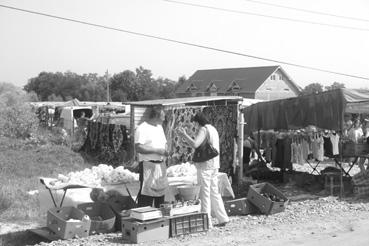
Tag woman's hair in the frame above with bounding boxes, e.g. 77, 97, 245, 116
192, 112, 209, 126
354, 118, 361, 126
148, 105, 163, 119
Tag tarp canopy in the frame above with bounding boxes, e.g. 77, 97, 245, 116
63, 98, 81, 106
243, 88, 369, 132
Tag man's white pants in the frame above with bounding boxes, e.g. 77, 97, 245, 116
197, 168, 229, 227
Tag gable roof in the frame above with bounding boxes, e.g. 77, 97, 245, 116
176, 65, 300, 94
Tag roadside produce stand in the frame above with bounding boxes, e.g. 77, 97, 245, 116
33, 162, 234, 243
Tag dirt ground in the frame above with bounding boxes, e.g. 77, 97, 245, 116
15, 196, 368, 246
2, 162, 369, 246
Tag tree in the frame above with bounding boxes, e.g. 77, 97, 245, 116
325, 82, 345, 91
47, 93, 63, 102
26, 91, 40, 102
135, 66, 155, 100
110, 70, 138, 101
301, 83, 324, 95
157, 77, 176, 99
176, 75, 187, 90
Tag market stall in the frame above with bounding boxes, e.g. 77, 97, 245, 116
127, 96, 244, 175
243, 88, 369, 178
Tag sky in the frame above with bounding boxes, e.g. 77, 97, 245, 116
0, 0, 369, 90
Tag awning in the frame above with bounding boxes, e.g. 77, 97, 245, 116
243, 88, 369, 132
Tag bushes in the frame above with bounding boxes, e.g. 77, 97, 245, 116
0, 187, 12, 215
0, 104, 39, 139
0, 82, 39, 139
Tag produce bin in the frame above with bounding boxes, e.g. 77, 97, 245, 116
77, 202, 116, 235
247, 182, 288, 215
47, 206, 91, 239
224, 197, 259, 216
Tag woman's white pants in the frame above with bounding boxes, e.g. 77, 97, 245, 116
197, 168, 229, 227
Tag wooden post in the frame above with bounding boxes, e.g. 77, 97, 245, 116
130, 105, 135, 161
105, 70, 111, 103
238, 110, 244, 185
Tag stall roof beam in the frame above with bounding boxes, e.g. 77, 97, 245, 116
127, 96, 243, 107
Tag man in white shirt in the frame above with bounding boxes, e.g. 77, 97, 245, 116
135, 106, 170, 208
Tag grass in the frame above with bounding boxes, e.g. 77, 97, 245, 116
0, 137, 92, 222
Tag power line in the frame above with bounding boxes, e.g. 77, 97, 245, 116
1, 4, 369, 81
242, 0, 369, 23
163, 0, 369, 32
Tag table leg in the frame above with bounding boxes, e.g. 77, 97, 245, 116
47, 188, 68, 207
345, 157, 359, 176
60, 189, 68, 207
306, 159, 321, 174
47, 188, 58, 208
334, 158, 352, 177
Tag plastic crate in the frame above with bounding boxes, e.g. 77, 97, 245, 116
169, 212, 209, 237
47, 206, 91, 239
106, 195, 136, 231
224, 197, 259, 216
121, 217, 169, 243
247, 182, 288, 215
77, 202, 116, 235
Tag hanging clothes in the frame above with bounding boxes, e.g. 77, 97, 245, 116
301, 137, 310, 161
273, 134, 292, 170
330, 133, 340, 156
323, 132, 333, 157
316, 134, 324, 162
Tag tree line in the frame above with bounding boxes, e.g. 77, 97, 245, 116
24, 66, 186, 102
300, 82, 345, 95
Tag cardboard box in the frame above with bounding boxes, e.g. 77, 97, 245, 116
247, 182, 288, 215
47, 206, 91, 239
121, 217, 169, 243
224, 198, 259, 216
77, 202, 116, 235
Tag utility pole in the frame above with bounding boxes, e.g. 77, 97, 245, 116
105, 70, 111, 103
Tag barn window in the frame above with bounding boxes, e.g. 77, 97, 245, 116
271, 75, 276, 80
